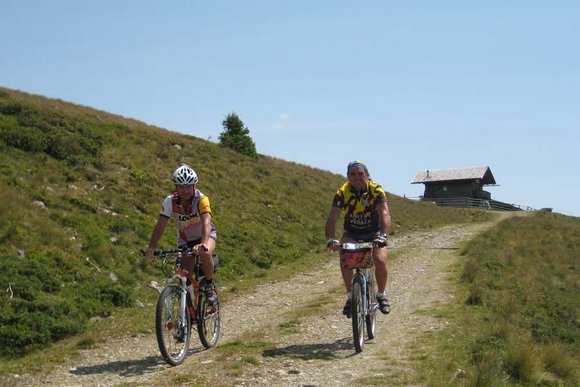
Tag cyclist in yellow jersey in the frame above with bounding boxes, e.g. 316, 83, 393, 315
145, 164, 218, 304
325, 160, 392, 316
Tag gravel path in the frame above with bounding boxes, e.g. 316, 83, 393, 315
5, 218, 503, 386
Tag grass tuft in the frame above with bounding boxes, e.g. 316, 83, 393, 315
504, 341, 539, 384
542, 343, 578, 381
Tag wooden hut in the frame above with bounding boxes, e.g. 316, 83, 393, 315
411, 166, 528, 211
411, 166, 496, 200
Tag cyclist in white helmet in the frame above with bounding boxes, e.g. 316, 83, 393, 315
145, 164, 218, 304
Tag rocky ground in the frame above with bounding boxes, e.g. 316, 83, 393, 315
5, 218, 505, 386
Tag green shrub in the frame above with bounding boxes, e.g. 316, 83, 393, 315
0, 125, 47, 152
0, 100, 24, 115
46, 130, 99, 163
0, 308, 84, 357
97, 284, 133, 307
16, 109, 51, 130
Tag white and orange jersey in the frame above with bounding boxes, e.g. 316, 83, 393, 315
160, 190, 217, 245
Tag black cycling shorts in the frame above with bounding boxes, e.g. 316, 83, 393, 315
341, 230, 381, 243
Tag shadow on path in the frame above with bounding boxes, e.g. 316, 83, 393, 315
262, 337, 362, 361
70, 347, 204, 377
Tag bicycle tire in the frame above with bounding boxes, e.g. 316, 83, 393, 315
156, 285, 191, 365
197, 283, 221, 348
351, 273, 365, 353
365, 270, 377, 340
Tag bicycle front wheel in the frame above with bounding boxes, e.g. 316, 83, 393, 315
365, 270, 377, 340
351, 274, 365, 353
197, 283, 221, 348
156, 285, 191, 366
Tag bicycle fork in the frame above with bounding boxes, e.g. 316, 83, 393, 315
353, 271, 368, 315
362, 274, 369, 316
179, 287, 188, 324
357, 270, 377, 316
164, 275, 190, 330
364, 270, 379, 314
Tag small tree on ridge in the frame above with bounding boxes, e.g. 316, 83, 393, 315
218, 113, 257, 158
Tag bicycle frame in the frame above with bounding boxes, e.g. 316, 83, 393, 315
169, 265, 201, 322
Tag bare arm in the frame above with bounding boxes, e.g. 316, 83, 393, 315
199, 212, 212, 246
325, 206, 341, 251
145, 215, 169, 256
377, 201, 392, 235
325, 206, 341, 240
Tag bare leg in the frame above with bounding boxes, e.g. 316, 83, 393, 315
373, 245, 388, 293
181, 238, 216, 279
339, 236, 356, 293
200, 238, 216, 281
341, 266, 353, 293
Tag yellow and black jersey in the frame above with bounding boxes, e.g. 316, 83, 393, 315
332, 181, 387, 234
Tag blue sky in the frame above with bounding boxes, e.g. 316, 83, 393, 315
1, 1, 579, 216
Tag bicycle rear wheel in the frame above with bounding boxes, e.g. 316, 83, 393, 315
156, 285, 191, 365
351, 274, 365, 353
365, 270, 377, 340
197, 283, 221, 348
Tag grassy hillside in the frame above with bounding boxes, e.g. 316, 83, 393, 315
0, 86, 492, 357
417, 212, 580, 386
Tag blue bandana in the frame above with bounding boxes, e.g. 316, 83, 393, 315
347, 160, 370, 176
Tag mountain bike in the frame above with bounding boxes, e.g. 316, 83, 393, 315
341, 242, 378, 353
148, 245, 221, 366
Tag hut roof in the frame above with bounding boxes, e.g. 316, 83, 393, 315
411, 166, 497, 185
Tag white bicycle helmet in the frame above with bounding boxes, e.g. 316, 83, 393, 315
172, 164, 198, 185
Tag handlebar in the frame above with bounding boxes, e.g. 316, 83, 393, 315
154, 247, 192, 258
140, 244, 208, 260
340, 242, 374, 251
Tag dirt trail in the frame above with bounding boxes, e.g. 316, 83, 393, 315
5, 217, 505, 386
